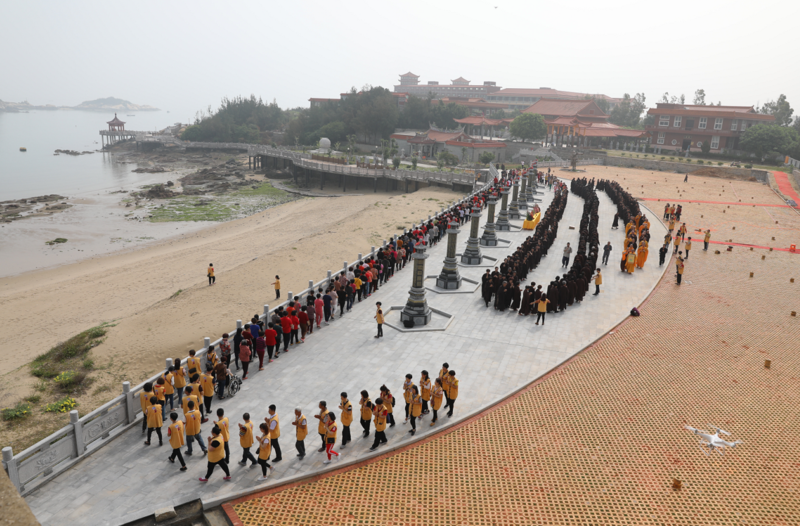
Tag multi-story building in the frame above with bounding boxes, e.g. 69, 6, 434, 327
394, 72, 501, 99
645, 103, 774, 152
487, 88, 623, 111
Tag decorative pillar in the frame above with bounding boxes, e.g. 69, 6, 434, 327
508, 178, 521, 219
436, 221, 462, 289
401, 242, 432, 327
495, 188, 511, 231
480, 197, 498, 246
519, 175, 530, 209
461, 205, 483, 264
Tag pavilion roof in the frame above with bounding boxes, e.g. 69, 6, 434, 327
107, 113, 125, 125
523, 98, 608, 118
453, 116, 506, 126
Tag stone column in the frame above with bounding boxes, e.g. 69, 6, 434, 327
518, 176, 529, 211
401, 242, 432, 327
461, 206, 483, 264
508, 178, 521, 219
480, 197, 498, 246
496, 188, 511, 231
436, 221, 462, 289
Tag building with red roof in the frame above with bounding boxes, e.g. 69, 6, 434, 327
393, 73, 501, 99
487, 87, 623, 111
391, 125, 507, 163
645, 103, 774, 152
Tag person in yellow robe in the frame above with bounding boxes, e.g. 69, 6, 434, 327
638, 220, 650, 239
620, 248, 631, 272
636, 241, 649, 268
634, 213, 642, 229
625, 249, 636, 274
625, 221, 634, 237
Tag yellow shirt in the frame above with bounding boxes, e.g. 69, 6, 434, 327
181, 394, 199, 416
685, 241, 692, 250
139, 390, 154, 413
216, 416, 230, 442
154, 384, 166, 402
295, 414, 308, 441
318, 410, 329, 434
200, 374, 215, 398
374, 404, 387, 432
239, 421, 254, 448
432, 385, 444, 410
146, 405, 162, 428
187, 356, 201, 377
258, 435, 272, 460
326, 422, 338, 440
420, 378, 432, 401
674, 237, 681, 246
354, 278, 362, 290
411, 395, 422, 417
360, 398, 373, 420
162, 373, 175, 395
537, 299, 548, 313
449, 378, 459, 400
268, 414, 280, 439
340, 400, 353, 426
595, 273, 602, 285
189, 381, 202, 398
376, 310, 384, 324
274, 280, 281, 290
208, 266, 215, 277
169, 420, 185, 449
185, 410, 202, 436
403, 381, 414, 404
704, 232, 711, 242
208, 437, 224, 463
173, 368, 186, 389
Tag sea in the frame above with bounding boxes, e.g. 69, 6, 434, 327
0, 109, 193, 201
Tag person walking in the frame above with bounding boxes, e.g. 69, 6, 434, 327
184, 400, 207, 456
338, 392, 353, 448
704, 229, 711, 251
379, 385, 396, 427
199, 426, 231, 482
272, 276, 280, 300
369, 398, 389, 451
602, 242, 612, 265
408, 386, 422, 436
419, 371, 432, 415
402, 374, 414, 423
322, 414, 340, 464
659, 244, 668, 266
167, 412, 187, 471
684, 237, 692, 259
255, 423, 273, 481
292, 408, 307, 460
562, 243, 572, 268
374, 302, 384, 339
144, 396, 163, 446
266, 404, 282, 463
676, 254, 685, 285
207, 263, 215, 286
593, 269, 602, 296
239, 340, 251, 380
673, 234, 681, 254
359, 390, 373, 438
315, 401, 329, 453
238, 413, 257, 467
430, 378, 444, 427
534, 294, 549, 325
445, 370, 459, 417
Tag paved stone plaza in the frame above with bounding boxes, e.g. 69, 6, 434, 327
25, 177, 668, 525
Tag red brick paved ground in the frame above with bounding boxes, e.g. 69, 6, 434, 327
227, 169, 800, 526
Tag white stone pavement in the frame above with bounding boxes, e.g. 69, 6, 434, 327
25, 179, 668, 526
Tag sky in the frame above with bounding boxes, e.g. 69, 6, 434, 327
2, 0, 799, 122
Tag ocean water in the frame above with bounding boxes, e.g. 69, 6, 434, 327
0, 110, 190, 201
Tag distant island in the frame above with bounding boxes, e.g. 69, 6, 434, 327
0, 97, 159, 112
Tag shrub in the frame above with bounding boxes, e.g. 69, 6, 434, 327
31, 325, 107, 377
53, 371, 88, 394
697, 160, 704, 164
661, 157, 665, 160
83, 358, 94, 370
2, 402, 32, 421
744, 164, 752, 168
669, 157, 675, 160
25, 395, 41, 404
718, 162, 724, 166
44, 397, 78, 414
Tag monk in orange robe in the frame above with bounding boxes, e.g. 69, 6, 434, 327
636, 241, 649, 268
626, 249, 636, 274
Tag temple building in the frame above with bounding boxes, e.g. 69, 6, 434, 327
644, 103, 774, 152
487, 88, 623, 111
522, 98, 647, 147
391, 125, 507, 163
394, 72, 501, 99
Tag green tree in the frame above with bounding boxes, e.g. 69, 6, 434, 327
509, 113, 547, 142
479, 152, 495, 165
609, 93, 647, 128
759, 94, 795, 126
411, 155, 418, 170
740, 123, 799, 159
392, 157, 401, 169
693, 89, 706, 105
700, 141, 711, 154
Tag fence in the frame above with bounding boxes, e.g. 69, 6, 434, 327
3, 163, 498, 497
786, 156, 800, 169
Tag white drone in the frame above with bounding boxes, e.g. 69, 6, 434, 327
684, 425, 743, 456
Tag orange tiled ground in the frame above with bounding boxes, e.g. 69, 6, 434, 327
228, 168, 800, 526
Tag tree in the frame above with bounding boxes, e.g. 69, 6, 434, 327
479, 152, 495, 165
700, 141, 711, 154
660, 92, 685, 105
739, 123, 799, 159
609, 93, 647, 128
509, 113, 547, 142
411, 155, 418, 170
759, 94, 795, 126
593, 97, 610, 113
693, 89, 706, 105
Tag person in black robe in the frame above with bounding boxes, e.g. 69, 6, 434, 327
612, 213, 619, 229
519, 287, 532, 316
567, 279, 576, 306
481, 270, 493, 307
533, 285, 542, 303
558, 281, 569, 311
575, 277, 585, 302
546, 281, 558, 312
510, 282, 521, 311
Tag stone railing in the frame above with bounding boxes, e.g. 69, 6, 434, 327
3, 164, 497, 497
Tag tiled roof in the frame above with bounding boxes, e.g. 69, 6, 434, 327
523, 98, 607, 117
492, 88, 622, 102
399, 72, 419, 78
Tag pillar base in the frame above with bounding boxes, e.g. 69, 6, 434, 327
461, 239, 483, 265
400, 301, 432, 327
436, 274, 462, 290
508, 207, 521, 220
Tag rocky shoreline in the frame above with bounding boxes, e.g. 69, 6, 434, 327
1, 195, 71, 223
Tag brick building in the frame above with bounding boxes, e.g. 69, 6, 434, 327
645, 103, 774, 152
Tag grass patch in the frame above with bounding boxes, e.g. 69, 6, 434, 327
34, 380, 49, 392
82, 358, 94, 370
2, 402, 32, 421
30, 324, 109, 378
43, 397, 78, 414
24, 394, 41, 404
235, 182, 285, 197
92, 384, 112, 396
148, 183, 293, 223
45, 238, 68, 245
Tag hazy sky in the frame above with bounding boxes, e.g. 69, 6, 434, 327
2, 0, 799, 121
